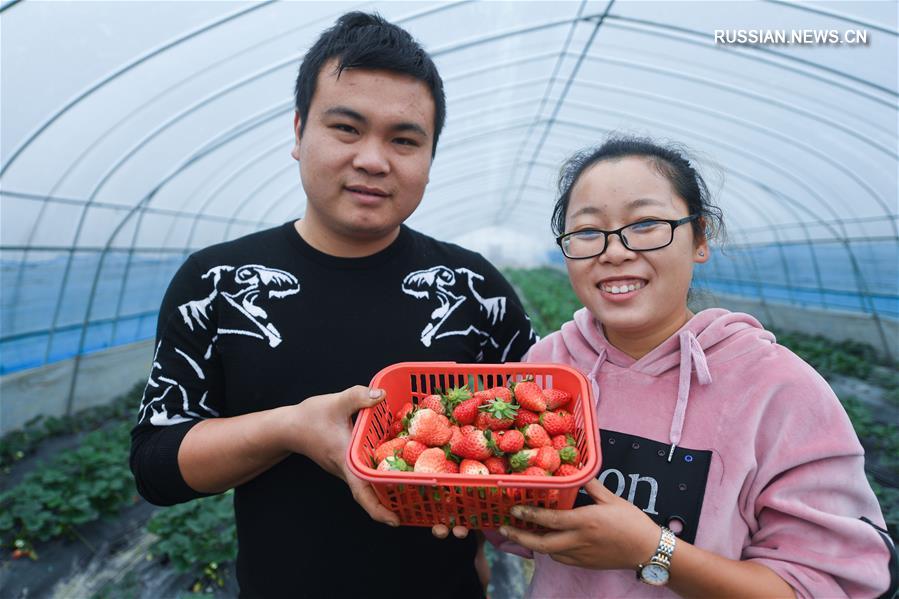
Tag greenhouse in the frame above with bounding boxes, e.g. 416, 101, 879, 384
1, 1, 896, 597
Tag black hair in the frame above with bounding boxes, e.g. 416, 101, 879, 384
294, 11, 446, 156
551, 135, 724, 243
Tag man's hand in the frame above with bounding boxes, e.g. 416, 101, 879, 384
289, 385, 399, 527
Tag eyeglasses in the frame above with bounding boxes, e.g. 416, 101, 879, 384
556, 214, 700, 259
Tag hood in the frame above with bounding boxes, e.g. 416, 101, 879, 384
551, 307, 776, 461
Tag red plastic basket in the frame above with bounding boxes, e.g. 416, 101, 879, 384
347, 362, 601, 530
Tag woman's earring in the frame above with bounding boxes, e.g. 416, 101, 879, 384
698, 250, 705, 257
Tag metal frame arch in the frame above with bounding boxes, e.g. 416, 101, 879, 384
541, 92, 896, 237
0, 1, 277, 178
498, 53, 897, 224
497, 4, 613, 224
606, 15, 897, 102
764, 0, 899, 38
40, 58, 303, 361
439, 116, 873, 334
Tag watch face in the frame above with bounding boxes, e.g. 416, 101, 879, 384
640, 563, 670, 586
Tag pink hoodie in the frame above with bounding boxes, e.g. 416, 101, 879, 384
499, 308, 893, 598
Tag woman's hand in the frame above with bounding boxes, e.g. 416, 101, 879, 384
432, 523, 470, 539
497, 479, 660, 570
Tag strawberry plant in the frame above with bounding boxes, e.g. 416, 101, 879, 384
0, 381, 143, 471
0, 421, 134, 552
147, 491, 237, 591
504, 268, 582, 335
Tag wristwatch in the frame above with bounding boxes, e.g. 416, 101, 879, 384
636, 526, 676, 586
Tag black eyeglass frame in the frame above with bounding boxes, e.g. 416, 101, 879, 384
556, 214, 700, 260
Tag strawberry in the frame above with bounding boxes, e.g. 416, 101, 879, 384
513, 447, 560, 472
402, 440, 428, 466
514, 381, 547, 412
374, 437, 408, 464
389, 402, 415, 436
408, 408, 453, 447
514, 408, 540, 428
559, 445, 579, 464
442, 385, 472, 412
420, 394, 445, 415
472, 390, 493, 404
452, 397, 481, 426
543, 388, 572, 410
444, 460, 459, 473
523, 423, 552, 448
555, 463, 580, 476
454, 427, 494, 461
509, 449, 537, 472
477, 398, 518, 430
414, 447, 450, 473
377, 454, 410, 471
448, 425, 465, 455
484, 456, 509, 474
521, 466, 550, 476
535, 446, 561, 473
487, 386, 513, 403
459, 459, 489, 475
551, 434, 576, 450
497, 429, 525, 453
540, 409, 575, 436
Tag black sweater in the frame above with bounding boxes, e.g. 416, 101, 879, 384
130, 222, 536, 598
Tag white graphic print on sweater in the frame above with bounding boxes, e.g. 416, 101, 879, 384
402, 266, 515, 358
138, 264, 300, 426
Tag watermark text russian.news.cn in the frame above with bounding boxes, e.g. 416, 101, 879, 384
714, 29, 870, 46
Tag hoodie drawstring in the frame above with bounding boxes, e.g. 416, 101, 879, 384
668, 331, 712, 462
586, 348, 607, 411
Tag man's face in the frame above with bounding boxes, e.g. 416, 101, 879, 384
291, 59, 435, 254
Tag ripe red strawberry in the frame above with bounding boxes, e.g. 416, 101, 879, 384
543, 388, 572, 410
497, 429, 525, 453
476, 399, 518, 430
551, 434, 576, 450
513, 447, 560, 472
442, 385, 473, 412
514, 381, 547, 412
555, 463, 580, 476
402, 440, 428, 466
484, 456, 509, 474
459, 459, 489, 475
472, 390, 493, 404
374, 437, 408, 464
454, 427, 494, 461
452, 397, 481, 426
414, 447, 450, 473
514, 408, 540, 428
540, 409, 575, 436
420, 394, 445, 415
487, 386, 513, 403
523, 423, 552, 448
389, 402, 415, 436
377, 454, 410, 471
509, 449, 537, 471
444, 460, 459, 473
521, 466, 550, 476
408, 408, 453, 447
535, 446, 561, 473
559, 445, 579, 464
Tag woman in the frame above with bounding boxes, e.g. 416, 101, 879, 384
460, 137, 895, 597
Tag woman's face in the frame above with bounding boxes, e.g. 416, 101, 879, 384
563, 156, 709, 353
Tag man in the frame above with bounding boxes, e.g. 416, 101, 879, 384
130, 12, 536, 598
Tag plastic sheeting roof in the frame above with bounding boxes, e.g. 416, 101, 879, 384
1, 0, 897, 372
